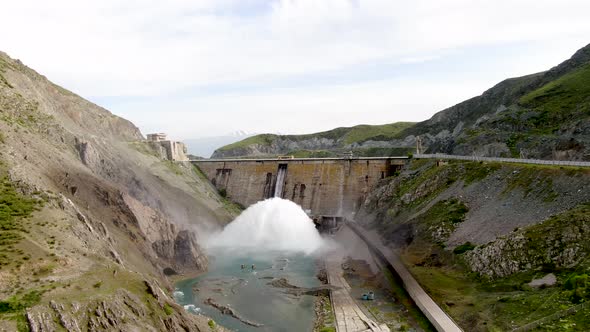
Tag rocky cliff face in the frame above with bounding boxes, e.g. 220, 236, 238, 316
466, 204, 590, 278
0, 51, 233, 331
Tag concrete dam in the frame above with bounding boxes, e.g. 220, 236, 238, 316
192, 157, 407, 218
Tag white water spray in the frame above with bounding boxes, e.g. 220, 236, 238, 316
207, 198, 324, 254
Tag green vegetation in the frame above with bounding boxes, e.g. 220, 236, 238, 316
462, 162, 500, 185
314, 294, 336, 332
520, 64, 590, 121
0, 290, 45, 331
218, 188, 227, 198
0, 57, 14, 89
217, 134, 276, 151
408, 158, 432, 170
419, 198, 468, 226
408, 262, 590, 331
401, 203, 590, 330
446, 61, 590, 156
208, 319, 216, 329
0, 132, 5, 144
519, 203, 590, 269
506, 133, 526, 158
340, 122, 415, 145
356, 147, 413, 157
128, 141, 160, 158
453, 242, 476, 254
163, 303, 174, 315
413, 198, 468, 245
0, 94, 51, 131
191, 164, 243, 215
382, 269, 436, 331
288, 150, 335, 158
563, 273, 590, 304
0, 161, 40, 258
503, 165, 560, 202
483, 63, 590, 154
163, 160, 184, 176
217, 122, 415, 153
0, 290, 44, 314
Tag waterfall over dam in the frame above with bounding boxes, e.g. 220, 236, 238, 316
192, 157, 407, 217
274, 164, 287, 197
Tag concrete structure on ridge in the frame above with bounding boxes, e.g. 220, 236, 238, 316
146, 133, 189, 161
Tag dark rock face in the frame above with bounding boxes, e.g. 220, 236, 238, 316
174, 230, 209, 272
151, 230, 208, 273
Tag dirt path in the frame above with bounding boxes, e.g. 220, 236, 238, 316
326, 256, 390, 332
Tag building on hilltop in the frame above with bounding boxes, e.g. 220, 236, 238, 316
146, 133, 188, 161
146, 133, 168, 142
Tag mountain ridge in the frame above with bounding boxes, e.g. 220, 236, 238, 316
212, 121, 416, 158
214, 42, 590, 161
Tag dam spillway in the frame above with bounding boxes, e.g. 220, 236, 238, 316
192, 157, 407, 217
274, 163, 287, 197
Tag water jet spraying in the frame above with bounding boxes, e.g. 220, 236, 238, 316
207, 197, 324, 254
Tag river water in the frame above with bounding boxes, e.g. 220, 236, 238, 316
175, 248, 321, 332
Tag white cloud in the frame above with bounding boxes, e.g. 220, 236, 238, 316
1, 0, 589, 138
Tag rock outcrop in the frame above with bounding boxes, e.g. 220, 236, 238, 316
466, 204, 590, 278
25, 280, 216, 332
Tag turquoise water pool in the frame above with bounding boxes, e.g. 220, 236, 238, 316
175, 248, 320, 332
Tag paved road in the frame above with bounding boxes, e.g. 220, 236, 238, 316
346, 222, 463, 332
326, 256, 390, 332
415, 153, 590, 167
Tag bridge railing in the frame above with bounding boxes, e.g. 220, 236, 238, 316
415, 154, 590, 168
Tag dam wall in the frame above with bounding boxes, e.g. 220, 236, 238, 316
192, 157, 406, 217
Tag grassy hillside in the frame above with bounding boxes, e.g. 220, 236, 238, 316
413, 43, 590, 159
518, 63, 590, 132
453, 62, 590, 159
218, 133, 278, 152
361, 158, 590, 331
215, 122, 415, 156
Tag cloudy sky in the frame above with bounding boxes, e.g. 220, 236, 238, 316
2, 0, 590, 140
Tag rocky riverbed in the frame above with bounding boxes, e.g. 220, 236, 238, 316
174, 248, 322, 332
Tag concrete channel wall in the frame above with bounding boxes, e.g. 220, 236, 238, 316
346, 222, 463, 332
415, 153, 590, 167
